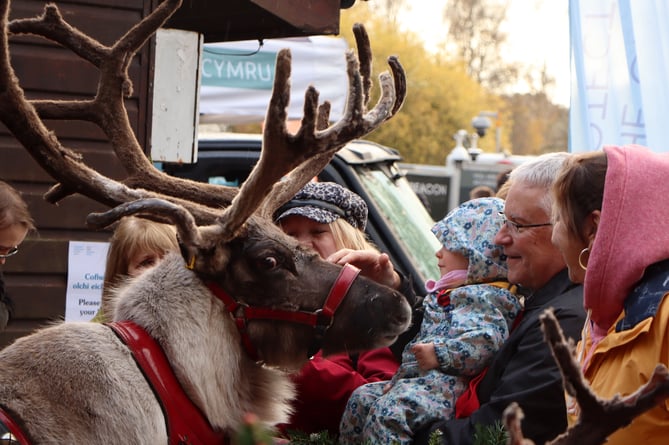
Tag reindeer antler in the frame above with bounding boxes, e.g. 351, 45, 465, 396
504, 309, 669, 445
255, 23, 407, 221
209, 22, 406, 238
1, 0, 405, 244
1, 0, 239, 215
1, 0, 220, 217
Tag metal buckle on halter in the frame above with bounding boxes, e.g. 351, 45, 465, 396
313, 308, 335, 333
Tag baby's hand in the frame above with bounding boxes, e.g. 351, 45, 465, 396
382, 382, 393, 394
411, 342, 439, 371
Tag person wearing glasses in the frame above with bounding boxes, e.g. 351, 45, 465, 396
0, 180, 35, 331
414, 152, 586, 445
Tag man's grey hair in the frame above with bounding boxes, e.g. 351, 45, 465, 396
508, 152, 571, 214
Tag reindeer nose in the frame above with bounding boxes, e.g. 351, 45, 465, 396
366, 290, 412, 330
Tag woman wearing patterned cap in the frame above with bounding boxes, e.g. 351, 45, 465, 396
273, 181, 418, 437
339, 197, 522, 445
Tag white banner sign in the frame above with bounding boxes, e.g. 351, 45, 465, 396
65, 241, 109, 322
569, 0, 669, 153
199, 36, 349, 125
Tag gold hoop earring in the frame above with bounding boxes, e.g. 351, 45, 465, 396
578, 247, 590, 271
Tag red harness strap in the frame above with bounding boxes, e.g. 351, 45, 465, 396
0, 406, 31, 445
108, 321, 228, 445
207, 263, 361, 361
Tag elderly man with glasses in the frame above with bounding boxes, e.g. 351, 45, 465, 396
414, 152, 586, 445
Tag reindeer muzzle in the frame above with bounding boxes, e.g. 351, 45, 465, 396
207, 263, 361, 361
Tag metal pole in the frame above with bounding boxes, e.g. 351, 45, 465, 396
448, 161, 463, 211
446, 130, 469, 211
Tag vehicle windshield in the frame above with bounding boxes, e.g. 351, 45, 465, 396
356, 166, 441, 282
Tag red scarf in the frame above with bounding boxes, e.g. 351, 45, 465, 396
454, 309, 524, 418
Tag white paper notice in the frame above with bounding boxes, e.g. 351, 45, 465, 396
65, 241, 109, 322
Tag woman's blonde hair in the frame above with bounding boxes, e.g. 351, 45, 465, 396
329, 218, 377, 251
97, 217, 178, 321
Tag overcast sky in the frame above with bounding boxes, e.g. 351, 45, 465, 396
399, 0, 570, 106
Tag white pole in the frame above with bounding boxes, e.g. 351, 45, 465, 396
446, 129, 470, 212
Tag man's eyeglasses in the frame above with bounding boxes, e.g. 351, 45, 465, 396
498, 212, 552, 234
0, 246, 19, 259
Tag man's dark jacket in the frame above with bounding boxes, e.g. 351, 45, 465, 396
414, 269, 585, 445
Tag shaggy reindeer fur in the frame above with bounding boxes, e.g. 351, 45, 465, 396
0, 1, 412, 443
0, 247, 411, 443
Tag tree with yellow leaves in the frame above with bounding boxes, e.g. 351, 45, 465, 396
340, 4, 509, 164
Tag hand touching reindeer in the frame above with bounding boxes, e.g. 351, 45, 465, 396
273, 181, 417, 437
0, 0, 411, 443
327, 249, 401, 290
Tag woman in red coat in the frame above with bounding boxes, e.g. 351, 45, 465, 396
274, 181, 418, 436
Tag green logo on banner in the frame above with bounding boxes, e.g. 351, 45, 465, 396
201, 46, 277, 90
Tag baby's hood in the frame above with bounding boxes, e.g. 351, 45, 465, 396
431, 197, 508, 283
585, 145, 669, 332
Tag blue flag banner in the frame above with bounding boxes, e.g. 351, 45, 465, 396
569, 0, 669, 153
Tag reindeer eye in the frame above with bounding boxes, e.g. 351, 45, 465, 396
257, 256, 278, 270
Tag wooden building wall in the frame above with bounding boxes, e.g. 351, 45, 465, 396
0, 0, 156, 347
0, 0, 345, 349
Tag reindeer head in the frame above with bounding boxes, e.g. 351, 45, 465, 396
190, 218, 411, 368
0, 1, 410, 368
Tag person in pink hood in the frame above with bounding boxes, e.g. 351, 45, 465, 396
551, 145, 669, 444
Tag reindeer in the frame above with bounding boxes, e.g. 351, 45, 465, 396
0, 0, 411, 443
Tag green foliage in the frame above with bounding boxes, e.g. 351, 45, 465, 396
286, 428, 450, 445
504, 92, 568, 155
236, 422, 481, 445
428, 428, 444, 445
283, 430, 337, 445
472, 421, 509, 445
232, 413, 276, 445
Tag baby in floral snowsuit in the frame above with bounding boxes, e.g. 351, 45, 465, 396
338, 197, 522, 445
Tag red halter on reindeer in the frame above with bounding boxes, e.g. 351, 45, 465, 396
0, 0, 411, 443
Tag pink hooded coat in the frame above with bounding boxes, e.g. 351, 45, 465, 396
572, 144, 669, 444
585, 145, 669, 338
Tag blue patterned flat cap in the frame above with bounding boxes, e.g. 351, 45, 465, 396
274, 182, 368, 230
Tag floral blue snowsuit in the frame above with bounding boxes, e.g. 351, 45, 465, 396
338, 197, 522, 445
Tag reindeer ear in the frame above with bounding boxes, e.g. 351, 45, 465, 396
180, 243, 232, 276
182, 225, 235, 274
178, 241, 196, 270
